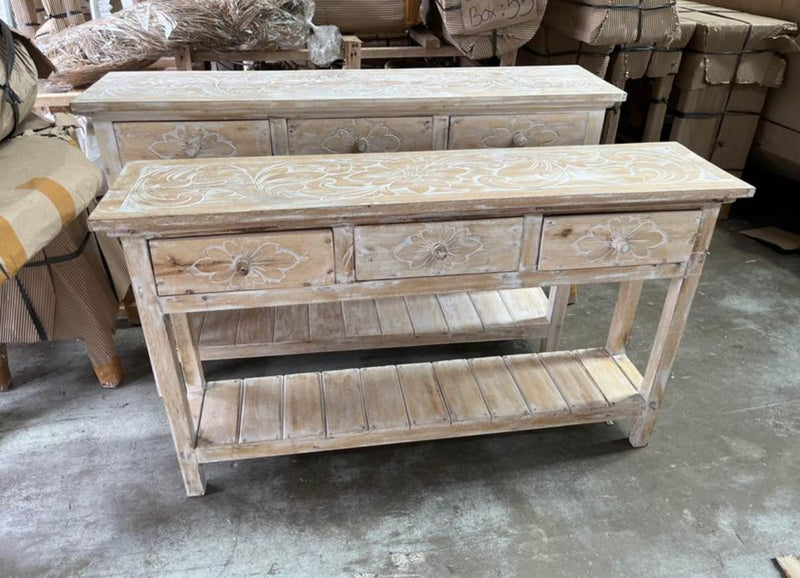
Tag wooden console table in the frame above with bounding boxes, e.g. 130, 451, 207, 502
73, 66, 626, 368
89, 143, 753, 496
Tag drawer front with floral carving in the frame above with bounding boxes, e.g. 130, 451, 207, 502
287, 117, 435, 155
150, 231, 334, 296
354, 218, 524, 281
538, 211, 702, 271
448, 114, 590, 149
114, 121, 272, 164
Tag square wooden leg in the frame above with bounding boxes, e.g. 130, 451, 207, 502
122, 238, 206, 496
628, 207, 719, 447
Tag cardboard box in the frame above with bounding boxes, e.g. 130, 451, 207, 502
543, 0, 681, 46
676, 1, 800, 90
607, 19, 697, 84
701, 0, 800, 177
423, 0, 546, 58
519, 27, 612, 77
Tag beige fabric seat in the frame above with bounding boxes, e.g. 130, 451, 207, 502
0, 133, 124, 389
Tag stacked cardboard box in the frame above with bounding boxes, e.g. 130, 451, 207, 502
669, 1, 800, 179
543, 0, 681, 45
605, 18, 697, 142
518, 28, 613, 77
700, 0, 800, 179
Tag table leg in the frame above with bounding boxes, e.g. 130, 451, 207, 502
171, 313, 205, 393
606, 281, 644, 354
121, 238, 206, 496
542, 285, 570, 352
629, 207, 719, 447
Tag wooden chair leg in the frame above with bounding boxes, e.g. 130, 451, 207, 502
0, 344, 11, 392
84, 331, 124, 388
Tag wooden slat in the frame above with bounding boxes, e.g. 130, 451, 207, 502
396, 363, 450, 428
575, 349, 639, 406
405, 295, 448, 335
239, 377, 282, 443
437, 293, 483, 333
273, 305, 309, 343
283, 373, 324, 439
236, 307, 274, 345
433, 360, 490, 423
197, 380, 241, 446
504, 355, 570, 416
470, 357, 530, 419
540, 352, 609, 413
322, 369, 368, 437
342, 300, 382, 337
360, 366, 409, 431
199, 310, 239, 346
469, 291, 514, 329
374, 297, 414, 336
500, 288, 549, 326
611, 353, 645, 391
309, 302, 346, 341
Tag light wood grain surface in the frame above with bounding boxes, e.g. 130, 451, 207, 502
72, 66, 627, 116
89, 143, 753, 236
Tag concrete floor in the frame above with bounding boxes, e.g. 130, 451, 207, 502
1, 218, 798, 577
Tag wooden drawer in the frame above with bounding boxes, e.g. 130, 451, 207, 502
538, 211, 702, 271
287, 117, 434, 155
448, 113, 590, 149
114, 121, 272, 164
354, 218, 524, 281
150, 231, 334, 296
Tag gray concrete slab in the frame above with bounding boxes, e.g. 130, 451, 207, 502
1, 220, 798, 577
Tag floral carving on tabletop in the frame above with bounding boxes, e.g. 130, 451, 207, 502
394, 225, 483, 270
190, 239, 307, 289
321, 119, 403, 154
573, 216, 669, 265
149, 124, 237, 159
481, 117, 561, 149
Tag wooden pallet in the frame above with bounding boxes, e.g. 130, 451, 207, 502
190, 347, 645, 463
177, 30, 463, 70
190, 288, 551, 361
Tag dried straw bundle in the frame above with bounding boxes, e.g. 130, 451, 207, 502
35, 0, 312, 87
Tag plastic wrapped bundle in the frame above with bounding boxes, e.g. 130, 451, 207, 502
423, 0, 547, 58
35, 0, 315, 88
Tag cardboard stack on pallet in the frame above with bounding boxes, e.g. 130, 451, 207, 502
699, 0, 800, 180
668, 1, 800, 181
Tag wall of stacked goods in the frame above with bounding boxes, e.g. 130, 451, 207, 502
3, 0, 799, 190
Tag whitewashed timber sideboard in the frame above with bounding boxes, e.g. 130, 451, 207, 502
73, 66, 626, 366
89, 143, 754, 496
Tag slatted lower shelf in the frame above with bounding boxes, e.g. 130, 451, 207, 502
190, 288, 550, 360
193, 347, 645, 463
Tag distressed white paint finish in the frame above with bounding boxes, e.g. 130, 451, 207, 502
72, 66, 627, 111
92, 144, 746, 233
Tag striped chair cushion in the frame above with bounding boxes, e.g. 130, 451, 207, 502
0, 134, 102, 282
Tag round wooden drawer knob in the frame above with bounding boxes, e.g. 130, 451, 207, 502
511, 132, 529, 147
233, 258, 251, 276
354, 138, 370, 153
